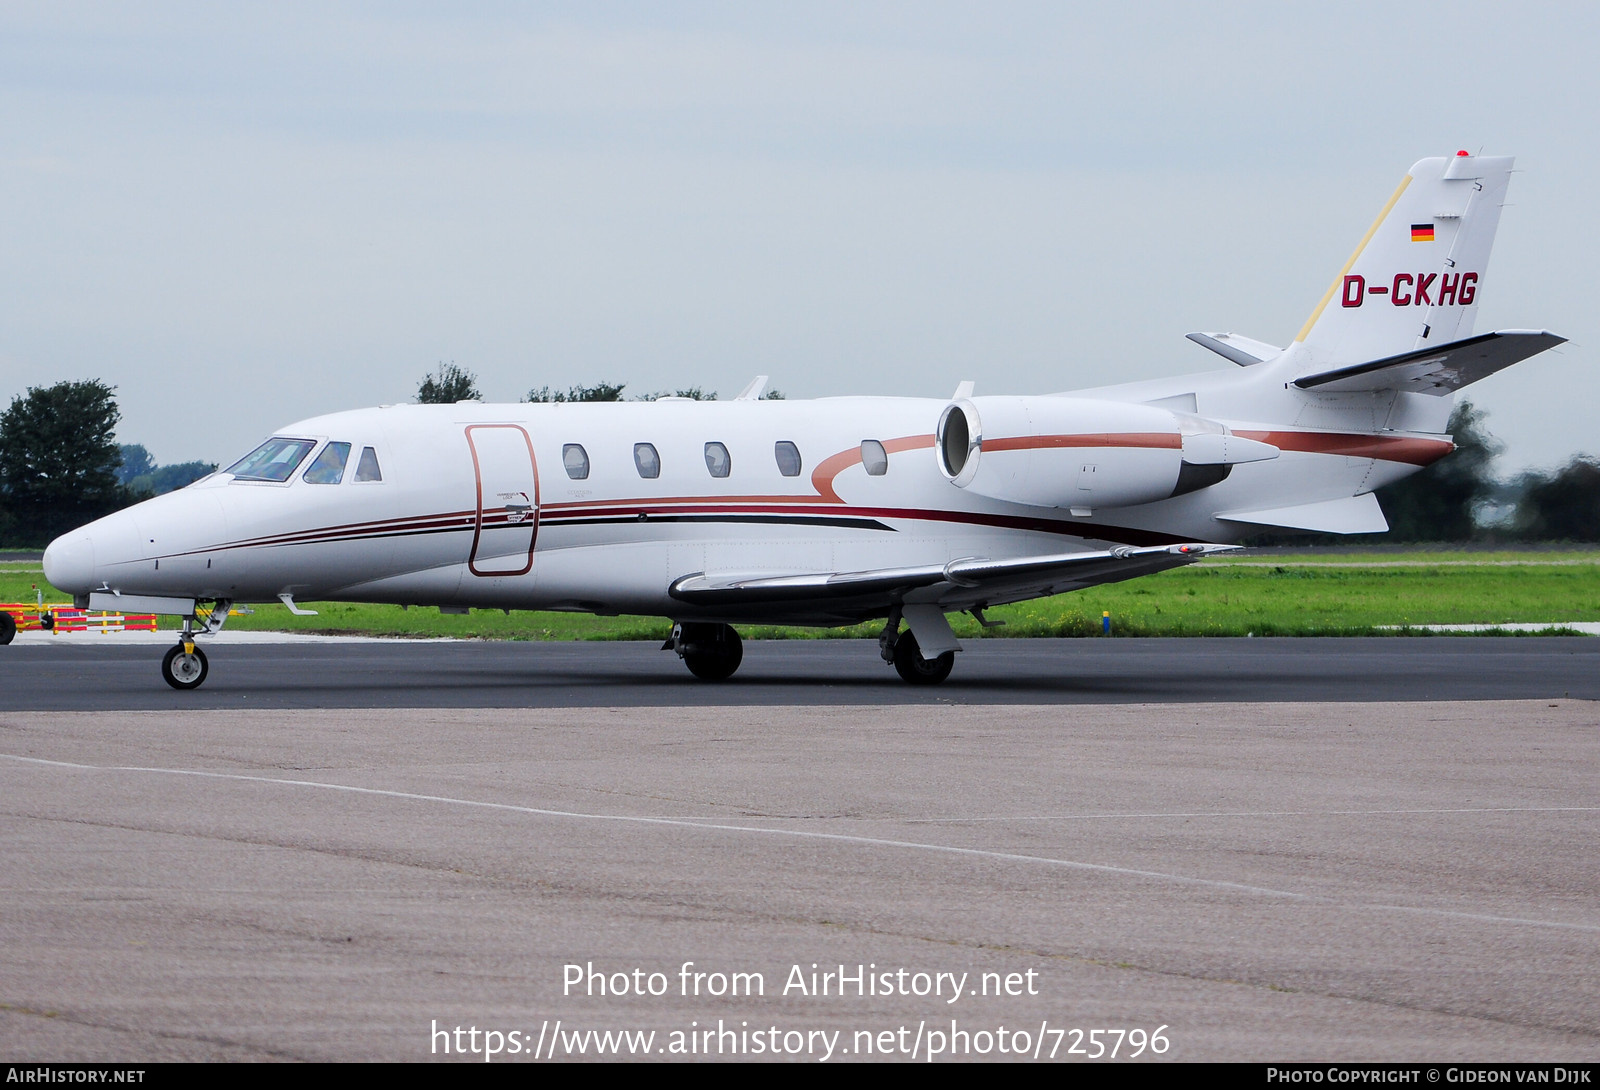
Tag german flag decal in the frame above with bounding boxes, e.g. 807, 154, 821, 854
1411, 223, 1435, 242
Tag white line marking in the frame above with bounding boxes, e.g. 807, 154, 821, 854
5, 753, 1595, 933
905, 806, 1600, 822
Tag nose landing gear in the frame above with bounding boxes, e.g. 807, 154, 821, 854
158, 599, 232, 691
161, 642, 209, 690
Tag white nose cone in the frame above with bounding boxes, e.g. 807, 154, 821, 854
42, 528, 96, 596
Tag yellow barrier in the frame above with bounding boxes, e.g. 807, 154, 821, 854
0, 604, 159, 633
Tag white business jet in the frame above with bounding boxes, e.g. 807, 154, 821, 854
43, 152, 1563, 689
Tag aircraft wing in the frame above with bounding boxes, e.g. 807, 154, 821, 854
669, 543, 1235, 622
1293, 330, 1565, 395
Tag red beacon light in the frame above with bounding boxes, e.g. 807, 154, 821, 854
1457, 150, 1471, 156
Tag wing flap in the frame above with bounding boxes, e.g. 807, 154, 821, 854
1293, 330, 1564, 395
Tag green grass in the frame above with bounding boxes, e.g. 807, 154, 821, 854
4, 551, 1597, 640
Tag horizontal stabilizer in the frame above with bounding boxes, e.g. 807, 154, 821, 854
1217, 493, 1388, 535
1294, 330, 1565, 395
1186, 332, 1283, 367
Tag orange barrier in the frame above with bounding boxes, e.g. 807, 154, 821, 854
1, 603, 159, 634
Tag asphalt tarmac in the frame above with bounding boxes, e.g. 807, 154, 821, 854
1, 638, 1596, 1062
4, 635, 1599, 709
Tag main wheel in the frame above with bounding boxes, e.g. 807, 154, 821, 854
679, 623, 743, 681
161, 644, 209, 690
0, 611, 15, 645
892, 630, 954, 685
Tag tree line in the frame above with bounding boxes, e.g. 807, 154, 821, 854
416, 361, 780, 405
1253, 401, 1600, 546
0, 372, 1594, 547
0, 380, 215, 546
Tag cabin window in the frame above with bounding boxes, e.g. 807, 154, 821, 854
226, 437, 316, 483
563, 444, 590, 480
704, 441, 731, 479
861, 439, 888, 476
633, 442, 660, 479
774, 440, 802, 477
354, 447, 383, 482
302, 442, 351, 484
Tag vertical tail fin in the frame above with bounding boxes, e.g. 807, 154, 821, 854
1293, 152, 1513, 368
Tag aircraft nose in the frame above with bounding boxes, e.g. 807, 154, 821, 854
42, 528, 97, 595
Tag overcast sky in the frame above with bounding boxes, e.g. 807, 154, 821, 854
2, 1, 1594, 475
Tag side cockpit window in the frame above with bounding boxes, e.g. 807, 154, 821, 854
354, 446, 383, 482
303, 442, 351, 484
226, 437, 317, 482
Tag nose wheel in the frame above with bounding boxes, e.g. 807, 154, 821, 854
161, 643, 210, 690
156, 600, 231, 690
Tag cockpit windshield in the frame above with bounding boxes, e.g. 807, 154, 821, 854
225, 437, 317, 482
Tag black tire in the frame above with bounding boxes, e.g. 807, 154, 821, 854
0, 611, 15, 645
161, 644, 209, 691
892, 630, 954, 685
680, 623, 743, 681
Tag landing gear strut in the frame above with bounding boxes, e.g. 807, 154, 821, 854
666, 622, 743, 681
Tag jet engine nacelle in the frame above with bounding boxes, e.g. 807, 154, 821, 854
936, 396, 1277, 510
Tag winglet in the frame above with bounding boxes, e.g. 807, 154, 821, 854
734, 375, 770, 401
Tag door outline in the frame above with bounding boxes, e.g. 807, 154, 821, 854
465, 424, 539, 577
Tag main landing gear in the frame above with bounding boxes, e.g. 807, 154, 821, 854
665, 621, 744, 681
665, 611, 960, 685
878, 607, 956, 686
889, 630, 955, 685
159, 600, 232, 691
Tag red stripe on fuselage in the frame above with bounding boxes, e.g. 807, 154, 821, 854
1233, 430, 1452, 466
809, 434, 935, 503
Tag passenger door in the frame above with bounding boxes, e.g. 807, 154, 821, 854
465, 424, 538, 577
